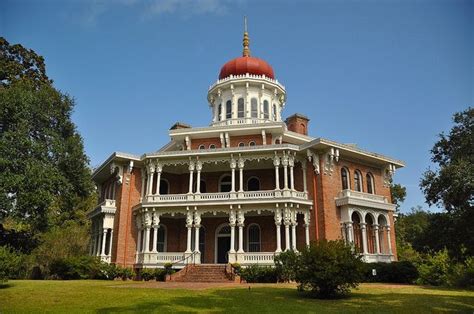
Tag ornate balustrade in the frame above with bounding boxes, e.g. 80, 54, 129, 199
362, 254, 393, 263
335, 189, 395, 211
241, 252, 276, 265
136, 252, 199, 267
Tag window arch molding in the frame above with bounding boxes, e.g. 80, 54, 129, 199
218, 174, 232, 192
238, 142, 245, 147
214, 223, 232, 263
366, 172, 375, 194
198, 144, 205, 150
246, 223, 261, 252
341, 167, 350, 190
354, 170, 363, 192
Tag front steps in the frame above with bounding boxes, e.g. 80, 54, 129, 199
171, 264, 233, 282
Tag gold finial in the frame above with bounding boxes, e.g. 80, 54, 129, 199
243, 16, 250, 57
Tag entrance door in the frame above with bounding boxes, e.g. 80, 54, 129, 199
217, 236, 231, 263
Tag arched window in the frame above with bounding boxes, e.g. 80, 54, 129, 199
156, 225, 167, 252
209, 144, 216, 149
159, 179, 169, 195
365, 214, 376, 254
249, 141, 256, 146
354, 170, 362, 192
366, 173, 375, 194
247, 224, 261, 252
226, 100, 232, 119
251, 98, 258, 118
217, 104, 222, 121
263, 100, 269, 119
273, 104, 277, 121
198, 144, 205, 150
247, 177, 260, 191
341, 168, 350, 190
219, 175, 232, 192
238, 142, 245, 147
238, 98, 245, 118
351, 212, 363, 252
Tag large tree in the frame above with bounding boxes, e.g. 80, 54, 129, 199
0, 37, 93, 250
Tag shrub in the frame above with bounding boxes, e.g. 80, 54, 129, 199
240, 265, 278, 283
417, 249, 451, 286
363, 261, 418, 284
0, 246, 28, 282
274, 250, 299, 282
93, 262, 118, 280
116, 266, 134, 280
49, 256, 97, 280
154, 268, 167, 281
295, 240, 364, 299
231, 263, 241, 275
451, 257, 474, 289
140, 268, 155, 281
163, 263, 173, 275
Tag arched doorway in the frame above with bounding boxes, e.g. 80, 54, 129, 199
215, 224, 231, 263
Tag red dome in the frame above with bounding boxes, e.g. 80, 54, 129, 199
219, 56, 275, 80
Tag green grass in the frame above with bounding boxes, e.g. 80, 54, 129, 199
0, 280, 473, 313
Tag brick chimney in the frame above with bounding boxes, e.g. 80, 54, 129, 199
285, 113, 310, 135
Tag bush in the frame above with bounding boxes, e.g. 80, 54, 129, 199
140, 268, 155, 281
363, 261, 418, 284
451, 257, 474, 289
274, 250, 299, 282
163, 263, 173, 275
295, 240, 364, 299
0, 246, 28, 282
240, 265, 278, 283
49, 256, 97, 280
417, 249, 451, 286
154, 268, 167, 281
116, 266, 134, 280
93, 262, 118, 280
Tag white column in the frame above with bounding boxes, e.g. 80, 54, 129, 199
185, 211, 193, 253
304, 210, 310, 247
302, 160, 308, 193
146, 164, 155, 196
282, 154, 289, 190
144, 227, 151, 253
283, 208, 291, 251
361, 223, 368, 254
237, 210, 245, 253
136, 228, 142, 253
109, 229, 114, 256
140, 169, 146, 200
387, 226, 392, 255
273, 155, 280, 190
188, 161, 195, 194
156, 170, 162, 195
289, 155, 295, 191
346, 222, 354, 244
194, 211, 201, 253
229, 210, 236, 253
152, 227, 158, 253
274, 208, 282, 252
196, 161, 202, 194
374, 224, 381, 254
101, 229, 107, 256
230, 158, 236, 192
238, 158, 244, 192
291, 210, 297, 251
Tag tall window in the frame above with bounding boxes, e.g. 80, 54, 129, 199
238, 98, 245, 118
226, 100, 232, 119
354, 170, 362, 192
156, 225, 166, 252
247, 224, 261, 252
366, 173, 375, 194
263, 100, 269, 119
341, 168, 350, 190
247, 177, 260, 191
273, 104, 277, 121
251, 98, 258, 118
217, 104, 222, 121
219, 175, 232, 192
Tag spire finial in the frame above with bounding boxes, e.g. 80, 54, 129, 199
243, 16, 250, 57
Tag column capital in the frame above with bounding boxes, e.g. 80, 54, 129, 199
273, 154, 280, 167
188, 160, 195, 171
230, 157, 237, 169
195, 160, 202, 171
360, 222, 367, 229
147, 161, 155, 174
229, 209, 236, 226
155, 162, 163, 173
274, 208, 282, 225
238, 157, 245, 169
237, 210, 245, 226
193, 210, 201, 228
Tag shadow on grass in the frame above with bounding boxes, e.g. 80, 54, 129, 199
96, 286, 474, 313
0, 283, 13, 289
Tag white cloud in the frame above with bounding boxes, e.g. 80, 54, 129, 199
148, 0, 230, 16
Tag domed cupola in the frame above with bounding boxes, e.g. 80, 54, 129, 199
207, 18, 286, 126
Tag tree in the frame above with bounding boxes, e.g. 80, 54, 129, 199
390, 182, 407, 212
0, 37, 94, 249
420, 107, 473, 214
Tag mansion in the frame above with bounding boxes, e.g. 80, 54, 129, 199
88, 27, 404, 271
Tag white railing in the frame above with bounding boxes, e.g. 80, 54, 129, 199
102, 199, 116, 207
156, 252, 186, 263
363, 253, 393, 263
338, 189, 388, 203
199, 192, 231, 200
242, 252, 276, 265
212, 118, 274, 127
242, 190, 275, 199
208, 73, 286, 91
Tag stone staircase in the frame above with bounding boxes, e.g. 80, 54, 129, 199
171, 264, 233, 282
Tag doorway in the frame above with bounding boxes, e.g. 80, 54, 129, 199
215, 224, 231, 264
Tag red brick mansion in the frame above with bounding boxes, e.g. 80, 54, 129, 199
88, 27, 404, 270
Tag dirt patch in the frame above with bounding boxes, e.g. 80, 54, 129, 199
113, 281, 297, 291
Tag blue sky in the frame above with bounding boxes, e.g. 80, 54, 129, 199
1, 0, 472, 213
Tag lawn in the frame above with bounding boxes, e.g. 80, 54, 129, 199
0, 280, 473, 313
